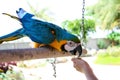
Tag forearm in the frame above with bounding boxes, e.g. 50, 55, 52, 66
71, 58, 98, 80
84, 67, 98, 80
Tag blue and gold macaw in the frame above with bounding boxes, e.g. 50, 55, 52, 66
0, 8, 82, 57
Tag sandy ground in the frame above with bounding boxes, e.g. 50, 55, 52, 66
14, 56, 120, 80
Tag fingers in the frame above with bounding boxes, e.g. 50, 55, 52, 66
71, 57, 90, 73
71, 58, 84, 72
72, 57, 88, 65
72, 58, 84, 68
71, 58, 83, 65
71, 57, 81, 61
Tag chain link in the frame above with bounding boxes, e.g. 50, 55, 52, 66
81, 0, 85, 40
51, 58, 56, 78
47, 57, 56, 78
48, 0, 85, 78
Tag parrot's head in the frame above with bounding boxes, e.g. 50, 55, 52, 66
62, 41, 82, 57
60, 32, 82, 57
16, 8, 34, 19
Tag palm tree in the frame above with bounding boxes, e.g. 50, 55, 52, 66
87, 0, 120, 29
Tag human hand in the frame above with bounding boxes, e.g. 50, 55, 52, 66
72, 58, 98, 80
71, 58, 92, 73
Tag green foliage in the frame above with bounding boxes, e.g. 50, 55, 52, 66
96, 50, 109, 57
0, 73, 10, 80
97, 46, 120, 57
107, 31, 120, 45
97, 40, 108, 49
95, 46, 120, 64
95, 56, 120, 65
61, 19, 95, 42
87, 0, 120, 29
107, 46, 120, 57
62, 19, 80, 35
0, 70, 25, 80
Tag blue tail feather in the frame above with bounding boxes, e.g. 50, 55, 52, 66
0, 28, 25, 43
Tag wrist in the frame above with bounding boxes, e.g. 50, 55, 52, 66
83, 67, 98, 80
84, 70, 98, 80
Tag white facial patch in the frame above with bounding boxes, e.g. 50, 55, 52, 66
16, 8, 27, 19
64, 41, 78, 51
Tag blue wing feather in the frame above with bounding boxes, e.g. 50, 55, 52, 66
33, 19, 80, 42
20, 15, 80, 44
20, 18, 55, 44
0, 28, 25, 43
0, 9, 80, 45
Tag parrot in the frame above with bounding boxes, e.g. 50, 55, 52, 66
0, 8, 82, 57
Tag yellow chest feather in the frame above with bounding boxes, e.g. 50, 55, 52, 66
33, 40, 67, 51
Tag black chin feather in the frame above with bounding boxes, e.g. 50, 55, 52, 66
70, 49, 77, 55
61, 44, 82, 57
76, 45, 82, 57
61, 44, 67, 52
70, 45, 82, 57
61, 44, 77, 55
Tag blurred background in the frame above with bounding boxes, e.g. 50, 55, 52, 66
0, 0, 120, 80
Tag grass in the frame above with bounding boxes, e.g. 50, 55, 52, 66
94, 56, 120, 65
95, 46, 120, 65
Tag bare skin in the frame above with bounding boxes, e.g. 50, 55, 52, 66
72, 58, 98, 80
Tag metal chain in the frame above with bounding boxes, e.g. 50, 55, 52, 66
81, 0, 85, 40
47, 58, 56, 78
46, 47, 57, 78
51, 58, 56, 78
48, 0, 85, 78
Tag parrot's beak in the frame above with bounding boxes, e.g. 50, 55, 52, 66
16, 8, 27, 19
69, 44, 82, 57
75, 44, 82, 57
64, 41, 82, 57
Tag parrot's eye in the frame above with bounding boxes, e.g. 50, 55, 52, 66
64, 41, 78, 52
67, 41, 76, 47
